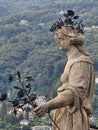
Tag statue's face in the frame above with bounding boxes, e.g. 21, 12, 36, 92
56, 30, 71, 51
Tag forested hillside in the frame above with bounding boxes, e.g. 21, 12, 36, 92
0, 0, 98, 117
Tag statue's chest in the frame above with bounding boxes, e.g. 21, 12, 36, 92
60, 62, 70, 83
57, 63, 70, 93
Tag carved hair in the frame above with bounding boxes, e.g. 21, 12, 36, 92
56, 26, 91, 56
59, 26, 85, 46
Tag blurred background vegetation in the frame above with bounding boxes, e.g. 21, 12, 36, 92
0, 0, 98, 128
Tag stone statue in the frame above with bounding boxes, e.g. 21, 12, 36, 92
34, 10, 95, 130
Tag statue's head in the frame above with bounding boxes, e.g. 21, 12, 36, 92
50, 10, 85, 49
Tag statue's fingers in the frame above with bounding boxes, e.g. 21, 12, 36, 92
33, 106, 40, 112
37, 111, 45, 118
34, 109, 45, 117
35, 109, 42, 115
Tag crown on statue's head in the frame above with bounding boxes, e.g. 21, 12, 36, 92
50, 10, 84, 34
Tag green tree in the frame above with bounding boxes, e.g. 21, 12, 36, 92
22, 125, 31, 130
25, 111, 29, 120
4, 114, 19, 125
0, 101, 7, 121
18, 114, 24, 122
0, 121, 6, 129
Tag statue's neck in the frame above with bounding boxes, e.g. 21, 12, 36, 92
66, 46, 81, 60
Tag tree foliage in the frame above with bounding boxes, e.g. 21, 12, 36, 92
0, 0, 97, 120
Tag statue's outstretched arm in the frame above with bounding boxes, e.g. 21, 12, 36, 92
33, 90, 74, 117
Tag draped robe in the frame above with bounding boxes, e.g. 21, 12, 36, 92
53, 54, 95, 130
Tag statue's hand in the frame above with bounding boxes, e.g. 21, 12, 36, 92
33, 103, 49, 117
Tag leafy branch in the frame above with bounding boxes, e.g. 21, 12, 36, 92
0, 71, 37, 115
